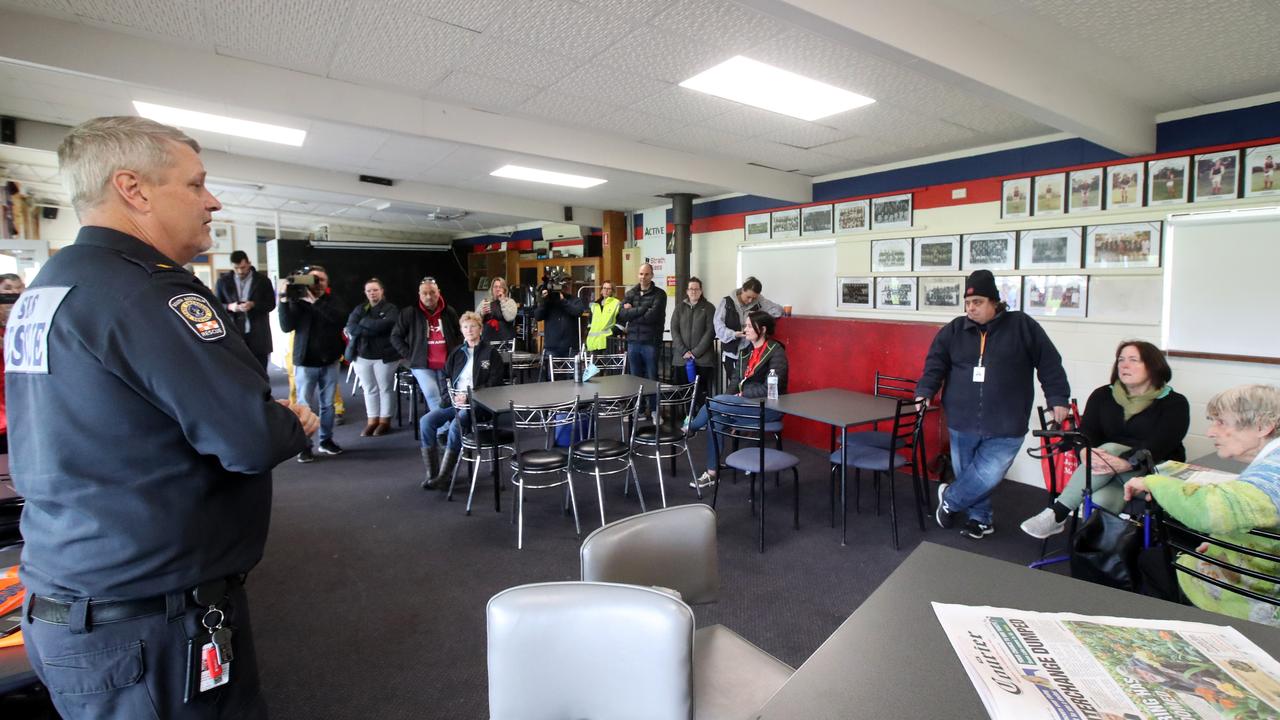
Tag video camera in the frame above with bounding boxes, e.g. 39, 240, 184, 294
541, 267, 570, 293
0, 293, 19, 307
284, 269, 318, 301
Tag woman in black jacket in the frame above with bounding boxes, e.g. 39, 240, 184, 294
1020, 340, 1190, 538
670, 277, 717, 409
345, 278, 400, 437
685, 311, 788, 489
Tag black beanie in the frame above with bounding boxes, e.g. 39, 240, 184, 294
964, 270, 1000, 302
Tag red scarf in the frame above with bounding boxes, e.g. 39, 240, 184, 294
744, 342, 767, 380
420, 296, 447, 370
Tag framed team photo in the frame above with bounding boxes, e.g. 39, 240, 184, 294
1148, 156, 1190, 205
771, 208, 800, 239
1243, 143, 1280, 198
913, 235, 960, 272
1067, 167, 1103, 213
801, 204, 833, 236
962, 231, 1016, 271
871, 193, 913, 230
1023, 275, 1088, 318
1019, 227, 1082, 270
834, 199, 870, 232
871, 237, 912, 273
837, 276, 874, 309
1001, 177, 1031, 219
1105, 162, 1144, 210
1192, 150, 1239, 202
919, 276, 964, 312
745, 213, 771, 241
876, 276, 917, 311
995, 275, 1022, 312
1084, 222, 1162, 269
1033, 172, 1066, 216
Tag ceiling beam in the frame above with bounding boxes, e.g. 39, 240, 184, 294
0, 8, 812, 204
744, 0, 1156, 156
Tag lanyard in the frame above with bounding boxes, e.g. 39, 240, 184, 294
978, 331, 988, 367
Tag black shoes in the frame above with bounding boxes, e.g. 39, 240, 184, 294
962, 518, 995, 539
317, 439, 344, 456
297, 447, 315, 463
935, 483, 955, 529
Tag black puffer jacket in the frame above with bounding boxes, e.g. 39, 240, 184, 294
737, 339, 788, 399
618, 283, 667, 345
534, 290, 586, 353
345, 300, 400, 362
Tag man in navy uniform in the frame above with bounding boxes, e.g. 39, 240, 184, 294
5, 116, 317, 718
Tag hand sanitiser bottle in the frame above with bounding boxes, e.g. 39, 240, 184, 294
767, 369, 779, 400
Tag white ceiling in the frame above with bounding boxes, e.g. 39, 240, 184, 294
0, 0, 1278, 234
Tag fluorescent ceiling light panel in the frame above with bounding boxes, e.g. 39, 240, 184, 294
133, 101, 307, 146
490, 165, 606, 189
679, 56, 874, 122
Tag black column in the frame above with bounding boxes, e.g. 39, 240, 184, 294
668, 193, 696, 294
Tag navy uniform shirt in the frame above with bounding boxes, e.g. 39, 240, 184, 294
5, 226, 309, 600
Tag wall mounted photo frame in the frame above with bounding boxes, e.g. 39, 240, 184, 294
745, 213, 771, 241
1023, 275, 1088, 318
913, 235, 960, 272
771, 208, 800, 239
801, 204, 833, 236
1192, 150, 1240, 202
476, 276, 493, 291
876, 276, 917, 311
209, 223, 234, 254
871, 193, 913, 230
1067, 167, 1103, 213
834, 199, 870, 233
1019, 227, 1082, 270
1033, 172, 1066, 216
919, 276, 964, 312
871, 237, 912, 273
962, 231, 1016, 271
1001, 177, 1031, 219
1148, 156, 1190, 205
1085, 222, 1161, 269
995, 275, 1022, 312
1243, 143, 1280, 198
837, 276, 874, 309
1105, 162, 1144, 210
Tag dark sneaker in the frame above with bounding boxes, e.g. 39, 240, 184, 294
296, 447, 315, 463
935, 483, 956, 529
317, 439, 344, 456
962, 518, 995, 539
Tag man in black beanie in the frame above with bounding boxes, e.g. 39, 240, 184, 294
915, 270, 1070, 539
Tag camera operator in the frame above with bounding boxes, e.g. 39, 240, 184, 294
534, 269, 586, 360
278, 264, 347, 462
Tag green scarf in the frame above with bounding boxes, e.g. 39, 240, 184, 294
1111, 380, 1167, 421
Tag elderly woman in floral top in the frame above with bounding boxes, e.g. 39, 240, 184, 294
1126, 384, 1280, 626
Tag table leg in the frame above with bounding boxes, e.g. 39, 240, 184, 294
491, 419, 501, 513
841, 426, 848, 546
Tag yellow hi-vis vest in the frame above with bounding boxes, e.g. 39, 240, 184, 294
585, 296, 621, 351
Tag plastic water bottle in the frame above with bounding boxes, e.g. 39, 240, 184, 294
685, 357, 696, 384
767, 369, 779, 400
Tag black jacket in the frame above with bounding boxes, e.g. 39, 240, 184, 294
439, 341, 507, 408
915, 310, 1070, 438
344, 300, 400, 363
278, 292, 347, 367
1080, 384, 1190, 465
391, 302, 461, 368
737, 339, 788, 399
671, 297, 716, 367
534, 290, 586, 354
618, 283, 667, 345
214, 268, 276, 357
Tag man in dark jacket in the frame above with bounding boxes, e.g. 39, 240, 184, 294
534, 276, 586, 361
619, 263, 667, 407
915, 270, 1070, 539
391, 277, 460, 420
278, 265, 348, 461
420, 311, 508, 488
215, 250, 275, 369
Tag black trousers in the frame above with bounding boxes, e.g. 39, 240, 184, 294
23, 584, 266, 719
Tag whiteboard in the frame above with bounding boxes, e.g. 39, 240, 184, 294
737, 240, 836, 316
1163, 207, 1280, 362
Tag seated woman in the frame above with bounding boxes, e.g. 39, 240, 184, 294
687, 310, 787, 489
419, 311, 507, 490
1021, 340, 1190, 538
1125, 384, 1280, 627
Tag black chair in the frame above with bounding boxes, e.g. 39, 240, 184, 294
507, 397, 582, 550
1024, 401, 1083, 568
393, 366, 422, 438
840, 371, 917, 451
571, 388, 644, 527
507, 351, 542, 385
443, 385, 516, 516
707, 397, 800, 553
829, 398, 928, 549
632, 378, 702, 501
1155, 510, 1280, 611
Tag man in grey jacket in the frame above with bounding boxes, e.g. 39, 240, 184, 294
713, 276, 782, 388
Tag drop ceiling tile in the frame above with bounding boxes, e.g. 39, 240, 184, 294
594, 25, 732, 84
577, 0, 672, 22
550, 64, 672, 107
645, 86, 741, 125
208, 0, 350, 75
814, 135, 909, 165
429, 71, 542, 112
720, 139, 834, 172
515, 90, 623, 126
822, 102, 977, 149
295, 121, 390, 167
698, 106, 810, 139
747, 29, 913, 101
485, 0, 634, 61
582, 108, 687, 140
383, 0, 508, 32
458, 36, 581, 88
2, 0, 73, 12
329, 5, 477, 93
65, 0, 207, 44
761, 122, 851, 150
649, 0, 782, 51
642, 124, 746, 154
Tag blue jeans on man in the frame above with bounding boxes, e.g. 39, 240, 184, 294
941, 430, 1024, 526
410, 367, 444, 413
295, 363, 337, 442
627, 342, 659, 411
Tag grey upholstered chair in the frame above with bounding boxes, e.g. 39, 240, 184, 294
579, 505, 794, 718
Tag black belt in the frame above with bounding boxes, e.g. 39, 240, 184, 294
29, 575, 245, 626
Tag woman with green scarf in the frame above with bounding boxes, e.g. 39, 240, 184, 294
1021, 340, 1189, 539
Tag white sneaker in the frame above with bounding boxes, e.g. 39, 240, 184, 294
689, 471, 717, 489
1020, 508, 1067, 539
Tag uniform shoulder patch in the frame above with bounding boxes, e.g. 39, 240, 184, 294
168, 293, 226, 342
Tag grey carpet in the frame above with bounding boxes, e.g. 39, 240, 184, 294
253, 372, 1067, 719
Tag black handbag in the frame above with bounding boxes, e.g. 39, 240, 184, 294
1070, 501, 1147, 592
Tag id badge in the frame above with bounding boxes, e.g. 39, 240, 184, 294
185, 634, 231, 702
972, 366, 986, 383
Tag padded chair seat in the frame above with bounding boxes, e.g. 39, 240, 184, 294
831, 445, 909, 471
632, 424, 687, 444
841, 430, 892, 449
462, 425, 515, 446
725, 447, 799, 474
693, 624, 794, 720
516, 448, 569, 471
571, 438, 631, 460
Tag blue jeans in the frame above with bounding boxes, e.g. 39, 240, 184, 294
688, 394, 783, 472
420, 406, 470, 452
943, 431, 1024, 525
295, 363, 337, 442
628, 342, 659, 410
410, 367, 444, 414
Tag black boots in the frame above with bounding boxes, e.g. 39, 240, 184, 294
427, 449, 459, 490
420, 446, 439, 489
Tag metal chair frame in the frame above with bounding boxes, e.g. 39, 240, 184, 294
707, 397, 800, 553
830, 397, 928, 549
393, 365, 422, 438
507, 350, 542, 385
547, 355, 579, 382
631, 378, 702, 501
506, 397, 583, 549
591, 352, 628, 376
571, 388, 645, 528
1157, 513, 1280, 608
442, 384, 516, 515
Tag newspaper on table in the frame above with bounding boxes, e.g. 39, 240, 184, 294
934, 602, 1280, 720
1155, 460, 1239, 486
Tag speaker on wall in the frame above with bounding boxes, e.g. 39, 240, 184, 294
1, 116, 15, 145
41, 207, 59, 220
563, 206, 573, 222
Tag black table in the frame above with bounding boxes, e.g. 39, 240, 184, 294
754, 542, 1280, 719
765, 389, 901, 545
0, 544, 36, 696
